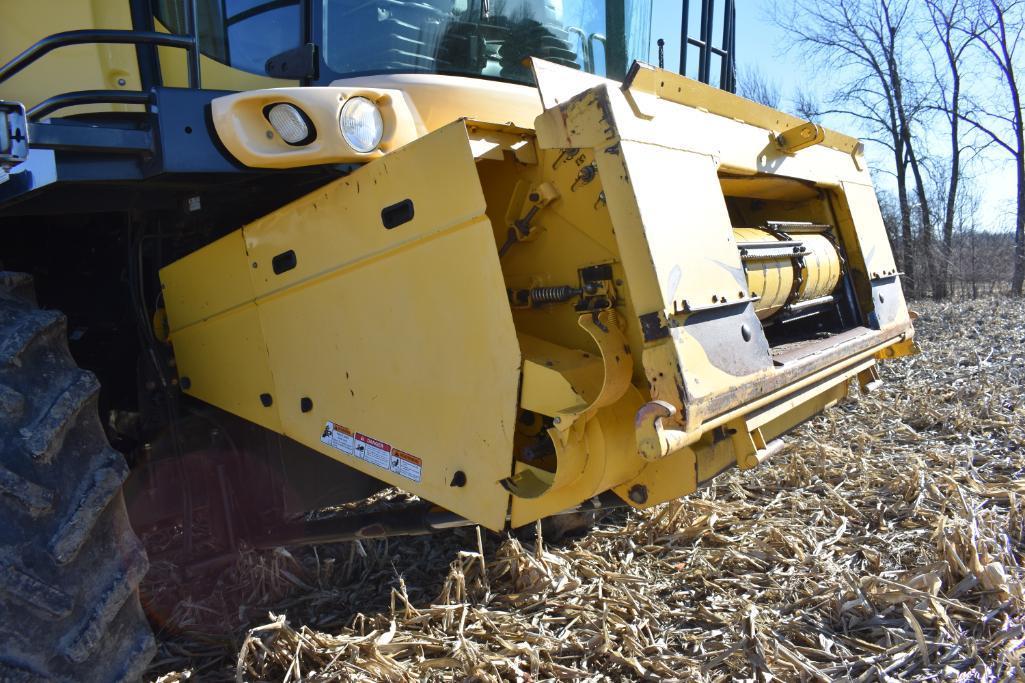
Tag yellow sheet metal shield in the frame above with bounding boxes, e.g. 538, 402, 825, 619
161, 61, 916, 530
160, 121, 520, 530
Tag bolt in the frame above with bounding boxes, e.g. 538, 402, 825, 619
628, 484, 648, 505
741, 324, 752, 342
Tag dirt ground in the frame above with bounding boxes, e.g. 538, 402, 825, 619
147, 296, 1024, 682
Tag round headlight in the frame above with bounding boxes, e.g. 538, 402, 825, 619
339, 97, 383, 153
266, 103, 312, 145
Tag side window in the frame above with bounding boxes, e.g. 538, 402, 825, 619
152, 0, 302, 76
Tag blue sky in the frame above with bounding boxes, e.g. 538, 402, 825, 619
643, 0, 1014, 233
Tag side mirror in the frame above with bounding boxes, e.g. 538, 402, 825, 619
265, 43, 319, 81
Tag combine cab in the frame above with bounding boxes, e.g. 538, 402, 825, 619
0, 1, 913, 679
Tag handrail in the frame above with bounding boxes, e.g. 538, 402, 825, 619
27, 90, 153, 121
0, 29, 200, 88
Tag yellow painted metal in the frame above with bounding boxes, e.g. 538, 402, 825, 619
333, 74, 543, 132
734, 226, 842, 320
161, 121, 521, 531
618, 61, 861, 156
0, 7, 296, 115
775, 122, 826, 154
838, 182, 901, 280
0, 1, 142, 113
163, 60, 915, 530
510, 387, 645, 526
208, 75, 545, 169
210, 87, 423, 168
798, 234, 843, 300
503, 309, 634, 504
735, 227, 796, 319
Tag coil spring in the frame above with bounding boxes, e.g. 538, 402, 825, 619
530, 286, 581, 304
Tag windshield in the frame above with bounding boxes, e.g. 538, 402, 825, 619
322, 0, 657, 84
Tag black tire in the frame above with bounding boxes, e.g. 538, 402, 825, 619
0, 272, 155, 682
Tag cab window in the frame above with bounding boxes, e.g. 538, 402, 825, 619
153, 0, 302, 76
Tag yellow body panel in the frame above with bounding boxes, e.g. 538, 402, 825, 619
332, 74, 543, 132
164, 61, 915, 529
162, 121, 521, 530
210, 87, 423, 168
0, 1, 141, 114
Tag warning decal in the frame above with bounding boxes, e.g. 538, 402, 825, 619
321, 421, 354, 455
390, 449, 423, 483
355, 432, 392, 469
321, 422, 423, 484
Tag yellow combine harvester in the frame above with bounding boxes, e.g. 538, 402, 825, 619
0, 1, 914, 679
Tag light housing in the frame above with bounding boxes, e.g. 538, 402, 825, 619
339, 96, 384, 153
265, 103, 314, 145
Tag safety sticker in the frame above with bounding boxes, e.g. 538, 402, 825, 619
355, 432, 392, 469
321, 422, 423, 484
321, 421, 354, 455
390, 449, 423, 483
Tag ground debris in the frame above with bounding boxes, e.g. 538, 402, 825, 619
148, 297, 1025, 681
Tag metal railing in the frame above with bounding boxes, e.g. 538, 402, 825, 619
681, 0, 736, 93
0, 0, 202, 120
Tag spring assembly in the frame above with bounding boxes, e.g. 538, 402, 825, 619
530, 285, 581, 304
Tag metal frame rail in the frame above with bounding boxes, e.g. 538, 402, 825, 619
0, 0, 202, 121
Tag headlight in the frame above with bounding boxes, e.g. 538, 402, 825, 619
339, 97, 383, 153
266, 103, 312, 145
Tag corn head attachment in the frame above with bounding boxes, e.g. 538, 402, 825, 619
160, 60, 915, 531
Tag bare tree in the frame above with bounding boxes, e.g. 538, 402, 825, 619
776, 0, 934, 295
960, 0, 1025, 295
923, 0, 974, 299
793, 91, 821, 122
737, 65, 783, 108
877, 187, 904, 248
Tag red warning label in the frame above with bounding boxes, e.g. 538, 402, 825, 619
355, 432, 392, 469
321, 423, 422, 484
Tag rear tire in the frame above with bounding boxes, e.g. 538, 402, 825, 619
0, 272, 155, 682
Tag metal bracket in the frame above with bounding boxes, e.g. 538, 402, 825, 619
674, 294, 760, 314
775, 121, 825, 154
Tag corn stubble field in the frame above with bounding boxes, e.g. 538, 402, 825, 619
149, 297, 1024, 682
